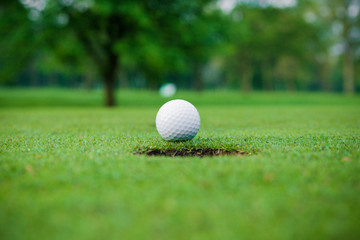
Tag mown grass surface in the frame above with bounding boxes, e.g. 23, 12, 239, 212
1, 88, 360, 240
1, 88, 359, 107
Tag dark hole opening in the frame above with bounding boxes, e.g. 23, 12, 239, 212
136, 148, 249, 157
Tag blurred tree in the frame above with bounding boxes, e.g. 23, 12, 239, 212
309, 0, 360, 93
333, 0, 360, 94
176, 8, 227, 91
297, 0, 334, 91
0, 0, 40, 83
34, 31, 95, 87
143, 0, 227, 91
227, 4, 323, 92
2, 0, 357, 95
8, 0, 222, 105
51, 0, 155, 106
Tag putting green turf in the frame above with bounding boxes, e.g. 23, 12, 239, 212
1, 89, 360, 240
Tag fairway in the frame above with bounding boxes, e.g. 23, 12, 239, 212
1, 90, 360, 240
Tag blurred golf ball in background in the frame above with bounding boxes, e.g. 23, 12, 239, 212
159, 83, 177, 97
156, 99, 200, 141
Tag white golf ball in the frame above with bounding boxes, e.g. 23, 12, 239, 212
156, 99, 200, 141
159, 83, 177, 97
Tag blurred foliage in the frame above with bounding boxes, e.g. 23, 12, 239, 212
0, 0, 40, 82
225, 5, 324, 91
0, 0, 359, 102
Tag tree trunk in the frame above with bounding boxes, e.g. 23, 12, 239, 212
317, 61, 332, 91
341, 3, 355, 94
83, 71, 93, 91
239, 57, 253, 93
286, 78, 296, 91
102, 62, 117, 107
193, 62, 203, 91
30, 67, 39, 87
241, 68, 253, 93
52, 72, 59, 86
343, 48, 355, 94
104, 78, 115, 107
262, 61, 273, 91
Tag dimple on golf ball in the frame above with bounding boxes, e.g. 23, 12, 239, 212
156, 99, 200, 141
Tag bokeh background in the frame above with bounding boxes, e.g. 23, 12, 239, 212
0, 0, 359, 106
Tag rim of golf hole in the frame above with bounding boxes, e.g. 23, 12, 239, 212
136, 147, 249, 157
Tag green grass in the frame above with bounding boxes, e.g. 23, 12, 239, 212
1, 88, 359, 107
1, 88, 360, 240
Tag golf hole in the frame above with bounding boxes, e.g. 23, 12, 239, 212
136, 148, 249, 157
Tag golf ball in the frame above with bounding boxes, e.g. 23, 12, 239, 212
159, 83, 177, 97
156, 99, 200, 141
